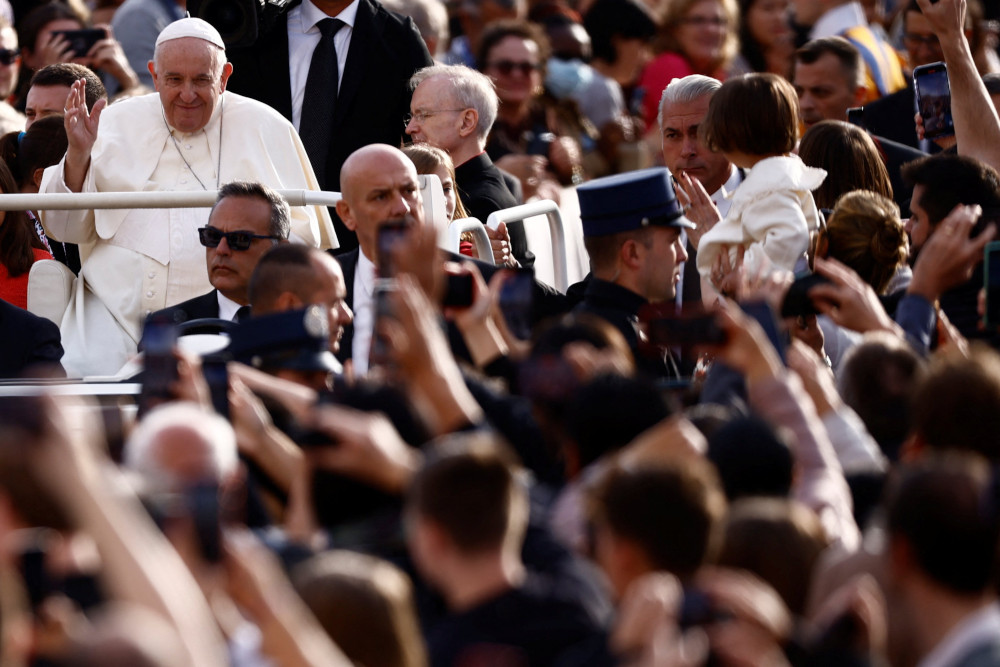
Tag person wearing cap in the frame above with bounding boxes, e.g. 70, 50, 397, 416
574, 167, 693, 379
38, 17, 337, 378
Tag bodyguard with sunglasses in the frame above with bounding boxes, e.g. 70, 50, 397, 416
146, 181, 290, 328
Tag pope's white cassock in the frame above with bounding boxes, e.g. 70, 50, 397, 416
39, 90, 337, 377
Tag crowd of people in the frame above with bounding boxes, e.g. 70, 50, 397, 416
0, 0, 999, 664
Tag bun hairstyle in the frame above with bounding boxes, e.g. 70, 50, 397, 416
825, 190, 908, 294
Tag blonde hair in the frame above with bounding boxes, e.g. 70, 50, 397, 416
826, 190, 908, 294
659, 0, 739, 71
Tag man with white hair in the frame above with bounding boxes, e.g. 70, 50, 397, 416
658, 74, 743, 306
40, 18, 337, 377
406, 64, 531, 267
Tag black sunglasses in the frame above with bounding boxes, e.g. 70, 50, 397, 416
198, 226, 282, 250
488, 60, 539, 76
0, 48, 19, 66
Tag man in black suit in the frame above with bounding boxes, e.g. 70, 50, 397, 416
0, 299, 65, 378
406, 64, 533, 267
333, 143, 567, 375
225, 0, 433, 253
148, 181, 290, 326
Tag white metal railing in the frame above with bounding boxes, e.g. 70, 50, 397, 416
487, 200, 569, 292
447, 218, 494, 265
0, 190, 343, 210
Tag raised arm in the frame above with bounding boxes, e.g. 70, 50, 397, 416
916, 0, 1000, 169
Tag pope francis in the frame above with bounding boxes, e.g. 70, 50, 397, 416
39, 18, 337, 377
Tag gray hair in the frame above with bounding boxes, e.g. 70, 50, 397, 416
124, 402, 238, 490
382, 0, 448, 58
212, 180, 291, 240
657, 74, 723, 130
410, 64, 498, 142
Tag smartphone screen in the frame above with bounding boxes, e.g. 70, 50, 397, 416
499, 268, 534, 340
201, 356, 229, 420
846, 106, 865, 128
140, 319, 178, 416
442, 272, 474, 309
376, 219, 411, 279
914, 62, 954, 139
780, 272, 832, 318
52, 28, 106, 57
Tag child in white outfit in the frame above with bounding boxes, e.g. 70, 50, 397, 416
695, 73, 826, 300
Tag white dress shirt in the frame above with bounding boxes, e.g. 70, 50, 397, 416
216, 291, 242, 321
351, 250, 376, 375
287, 0, 359, 130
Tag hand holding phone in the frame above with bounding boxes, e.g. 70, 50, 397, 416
914, 62, 954, 139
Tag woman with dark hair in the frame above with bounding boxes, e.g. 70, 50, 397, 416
731, 0, 794, 76
14, 1, 137, 107
797, 120, 893, 211
478, 19, 586, 198
0, 115, 76, 272
0, 158, 51, 308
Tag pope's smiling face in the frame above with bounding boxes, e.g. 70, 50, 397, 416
149, 37, 232, 133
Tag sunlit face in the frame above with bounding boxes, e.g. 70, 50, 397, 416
205, 195, 277, 304
902, 11, 944, 70
406, 75, 465, 154
338, 148, 425, 261
0, 27, 20, 101
484, 35, 542, 107
745, 0, 791, 51
433, 164, 458, 221
149, 38, 232, 133
906, 184, 931, 253
794, 52, 859, 128
638, 226, 688, 302
306, 254, 353, 354
674, 0, 729, 71
660, 94, 732, 195
24, 84, 70, 128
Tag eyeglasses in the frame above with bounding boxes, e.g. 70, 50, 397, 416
679, 16, 728, 27
487, 60, 540, 76
903, 33, 940, 47
198, 226, 282, 250
0, 48, 19, 66
404, 108, 467, 126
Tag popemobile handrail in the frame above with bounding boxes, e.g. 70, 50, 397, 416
486, 199, 569, 292
447, 218, 495, 265
0, 189, 343, 210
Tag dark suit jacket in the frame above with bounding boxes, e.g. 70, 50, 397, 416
871, 135, 926, 215
148, 290, 220, 324
455, 152, 533, 267
226, 0, 433, 252
863, 85, 920, 150
0, 299, 64, 378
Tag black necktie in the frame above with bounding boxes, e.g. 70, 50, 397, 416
235, 306, 251, 322
299, 17, 344, 187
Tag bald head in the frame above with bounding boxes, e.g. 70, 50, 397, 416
337, 144, 425, 260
